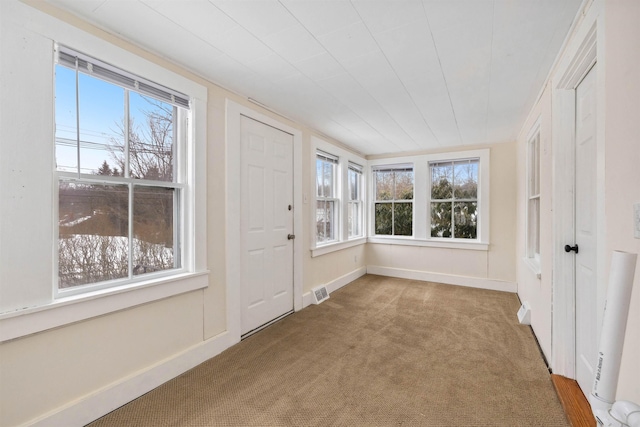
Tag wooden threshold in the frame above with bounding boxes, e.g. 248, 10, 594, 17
551, 374, 596, 427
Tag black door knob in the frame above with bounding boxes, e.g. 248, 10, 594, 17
564, 244, 579, 253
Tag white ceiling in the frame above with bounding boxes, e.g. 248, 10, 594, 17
45, 0, 583, 156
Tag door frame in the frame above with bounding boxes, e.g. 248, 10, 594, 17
551, 11, 606, 380
226, 99, 303, 344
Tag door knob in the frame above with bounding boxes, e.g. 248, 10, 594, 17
287, 234, 295, 240
564, 244, 579, 254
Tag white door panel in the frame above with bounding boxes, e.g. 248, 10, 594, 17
241, 116, 294, 335
574, 65, 598, 394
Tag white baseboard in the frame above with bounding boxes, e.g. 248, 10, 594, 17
27, 331, 237, 427
302, 266, 367, 308
366, 265, 517, 293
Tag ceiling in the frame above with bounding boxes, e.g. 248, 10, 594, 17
45, 0, 583, 156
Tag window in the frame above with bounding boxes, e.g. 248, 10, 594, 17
316, 150, 338, 244
429, 159, 479, 239
373, 165, 414, 236
527, 129, 541, 261
348, 162, 364, 238
55, 46, 189, 293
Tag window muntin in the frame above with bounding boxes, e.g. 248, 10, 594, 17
316, 151, 338, 244
348, 162, 364, 238
55, 47, 188, 293
430, 159, 479, 239
373, 166, 414, 236
527, 131, 541, 260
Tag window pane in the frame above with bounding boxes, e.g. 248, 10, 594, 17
133, 186, 177, 275
348, 202, 361, 238
394, 203, 413, 236
323, 161, 334, 198
453, 160, 478, 199
375, 203, 393, 235
431, 163, 453, 200
431, 202, 452, 238
316, 158, 324, 197
58, 182, 129, 288
349, 169, 359, 201
78, 73, 125, 175
316, 200, 335, 242
395, 171, 414, 200
129, 93, 175, 182
375, 171, 394, 200
454, 202, 478, 239
55, 65, 78, 173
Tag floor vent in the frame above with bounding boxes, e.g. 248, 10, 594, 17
311, 285, 330, 304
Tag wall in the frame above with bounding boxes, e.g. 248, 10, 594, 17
515, 0, 640, 403
367, 141, 518, 292
0, 1, 365, 425
603, 0, 640, 402
515, 85, 553, 359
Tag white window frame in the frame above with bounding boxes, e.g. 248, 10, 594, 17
0, 22, 207, 342
525, 121, 542, 276
315, 150, 339, 245
371, 164, 415, 237
348, 162, 364, 239
310, 136, 366, 257
368, 149, 489, 250
54, 46, 191, 297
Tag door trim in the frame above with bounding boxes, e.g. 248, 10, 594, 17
226, 99, 303, 344
551, 12, 606, 380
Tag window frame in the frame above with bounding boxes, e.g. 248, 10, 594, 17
347, 162, 364, 239
368, 149, 490, 250
310, 136, 367, 257
315, 150, 339, 245
371, 164, 415, 237
53, 46, 191, 298
525, 121, 542, 275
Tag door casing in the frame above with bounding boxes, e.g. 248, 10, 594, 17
226, 100, 303, 345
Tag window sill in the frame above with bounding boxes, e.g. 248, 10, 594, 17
367, 237, 489, 251
523, 257, 542, 279
0, 271, 209, 343
311, 237, 367, 258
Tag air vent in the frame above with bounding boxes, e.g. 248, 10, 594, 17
311, 285, 330, 304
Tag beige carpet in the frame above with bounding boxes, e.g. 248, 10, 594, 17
88, 275, 569, 426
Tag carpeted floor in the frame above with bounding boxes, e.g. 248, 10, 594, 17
88, 275, 569, 426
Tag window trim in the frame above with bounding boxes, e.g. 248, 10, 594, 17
0, 22, 207, 342
368, 149, 490, 249
53, 45, 192, 298
371, 164, 415, 237
310, 136, 367, 257
525, 120, 542, 277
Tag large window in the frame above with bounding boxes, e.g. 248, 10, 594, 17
348, 162, 364, 238
430, 159, 479, 239
373, 165, 414, 236
55, 46, 189, 292
527, 129, 541, 262
316, 150, 338, 244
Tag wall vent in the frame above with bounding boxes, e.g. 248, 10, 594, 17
311, 285, 330, 304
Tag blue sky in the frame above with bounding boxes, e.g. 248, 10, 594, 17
55, 65, 166, 175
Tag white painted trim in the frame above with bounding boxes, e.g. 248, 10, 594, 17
0, 272, 209, 343
367, 237, 488, 251
550, 1, 604, 379
302, 266, 367, 308
366, 266, 517, 293
225, 99, 304, 343
311, 238, 366, 258
24, 330, 235, 427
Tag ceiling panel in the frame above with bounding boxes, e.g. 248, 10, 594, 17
45, 0, 583, 156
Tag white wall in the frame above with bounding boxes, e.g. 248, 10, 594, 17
515, 0, 640, 403
0, 1, 365, 425
367, 141, 518, 292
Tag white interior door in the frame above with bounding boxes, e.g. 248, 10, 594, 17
240, 116, 294, 336
574, 65, 598, 394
